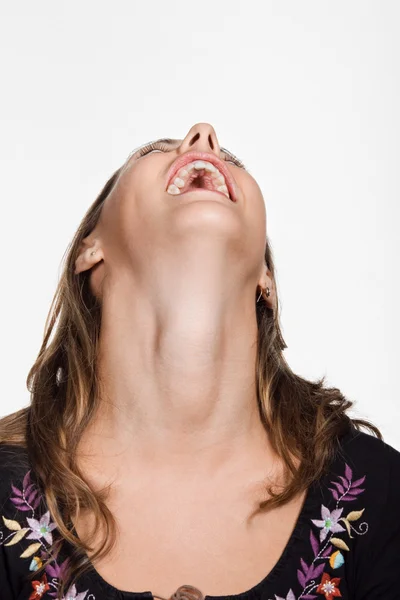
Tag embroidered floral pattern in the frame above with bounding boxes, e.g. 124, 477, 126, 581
272, 462, 369, 600
0, 469, 95, 599
1, 460, 369, 600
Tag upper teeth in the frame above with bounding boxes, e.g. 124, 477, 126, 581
167, 160, 231, 199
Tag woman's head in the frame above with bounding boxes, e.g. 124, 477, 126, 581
74, 123, 276, 312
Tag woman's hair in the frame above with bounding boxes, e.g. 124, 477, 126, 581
0, 165, 382, 599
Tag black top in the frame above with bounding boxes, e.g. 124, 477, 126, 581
1, 425, 399, 600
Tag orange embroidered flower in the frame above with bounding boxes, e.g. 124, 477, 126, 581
29, 573, 50, 599
316, 572, 342, 599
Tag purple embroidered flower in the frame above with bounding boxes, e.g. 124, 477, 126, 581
311, 505, 346, 542
61, 583, 89, 600
26, 510, 58, 545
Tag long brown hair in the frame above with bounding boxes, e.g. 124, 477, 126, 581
0, 164, 382, 599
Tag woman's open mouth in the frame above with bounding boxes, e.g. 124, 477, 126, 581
166, 160, 236, 202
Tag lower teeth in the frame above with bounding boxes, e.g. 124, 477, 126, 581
167, 184, 230, 199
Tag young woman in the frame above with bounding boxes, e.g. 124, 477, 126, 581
1, 123, 399, 600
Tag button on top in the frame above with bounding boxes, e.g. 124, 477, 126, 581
170, 584, 205, 600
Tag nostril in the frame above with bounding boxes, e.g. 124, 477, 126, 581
189, 133, 200, 147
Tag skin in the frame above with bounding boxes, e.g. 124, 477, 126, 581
74, 122, 280, 496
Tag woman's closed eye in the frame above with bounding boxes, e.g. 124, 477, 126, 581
136, 140, 172, 158
220, 147, 246, 169
132, 140, 246, 169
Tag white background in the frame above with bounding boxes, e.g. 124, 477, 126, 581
0, 2, 399, 449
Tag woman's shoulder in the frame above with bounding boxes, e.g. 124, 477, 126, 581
268, 426, 398, 600
0, 443, 97, 599
334, 423, 400, 490
322, 422, 400, 519
0, 443, 52, 599
307, 423, 399, 558
0, 443, 49, 543
284, 424, 400, 599
318, 423, 400, 597
0, 442, 47, 551
339, 421, 400, 457
0, 443, 33, 505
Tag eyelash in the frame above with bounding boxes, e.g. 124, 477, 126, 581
137, 141, 171, 157
136, 141, 246, 169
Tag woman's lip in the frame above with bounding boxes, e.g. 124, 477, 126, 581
165, 151, 238, 202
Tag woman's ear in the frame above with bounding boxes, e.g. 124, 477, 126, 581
257, 266, 277, 310
74, 236, 104, 275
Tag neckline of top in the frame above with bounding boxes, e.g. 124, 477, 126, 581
1, 425, 356, 600
72, 466, 319, 600
73, 425, 357, 599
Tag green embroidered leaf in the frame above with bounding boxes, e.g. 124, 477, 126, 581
331, 537, 350, 551
4, 528, 29, 546
20, 542, 41, 558
346, 508, 365, 522
2, 516, 21, 531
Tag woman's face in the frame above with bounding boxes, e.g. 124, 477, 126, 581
79, 123, 270, 300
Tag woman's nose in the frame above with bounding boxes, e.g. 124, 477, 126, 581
179, 123, 221, 157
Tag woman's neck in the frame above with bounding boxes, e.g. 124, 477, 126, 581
79, 260, 275, 482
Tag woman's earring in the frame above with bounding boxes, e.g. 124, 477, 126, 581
256, 286, 271, 303
90, 250, 97, 256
